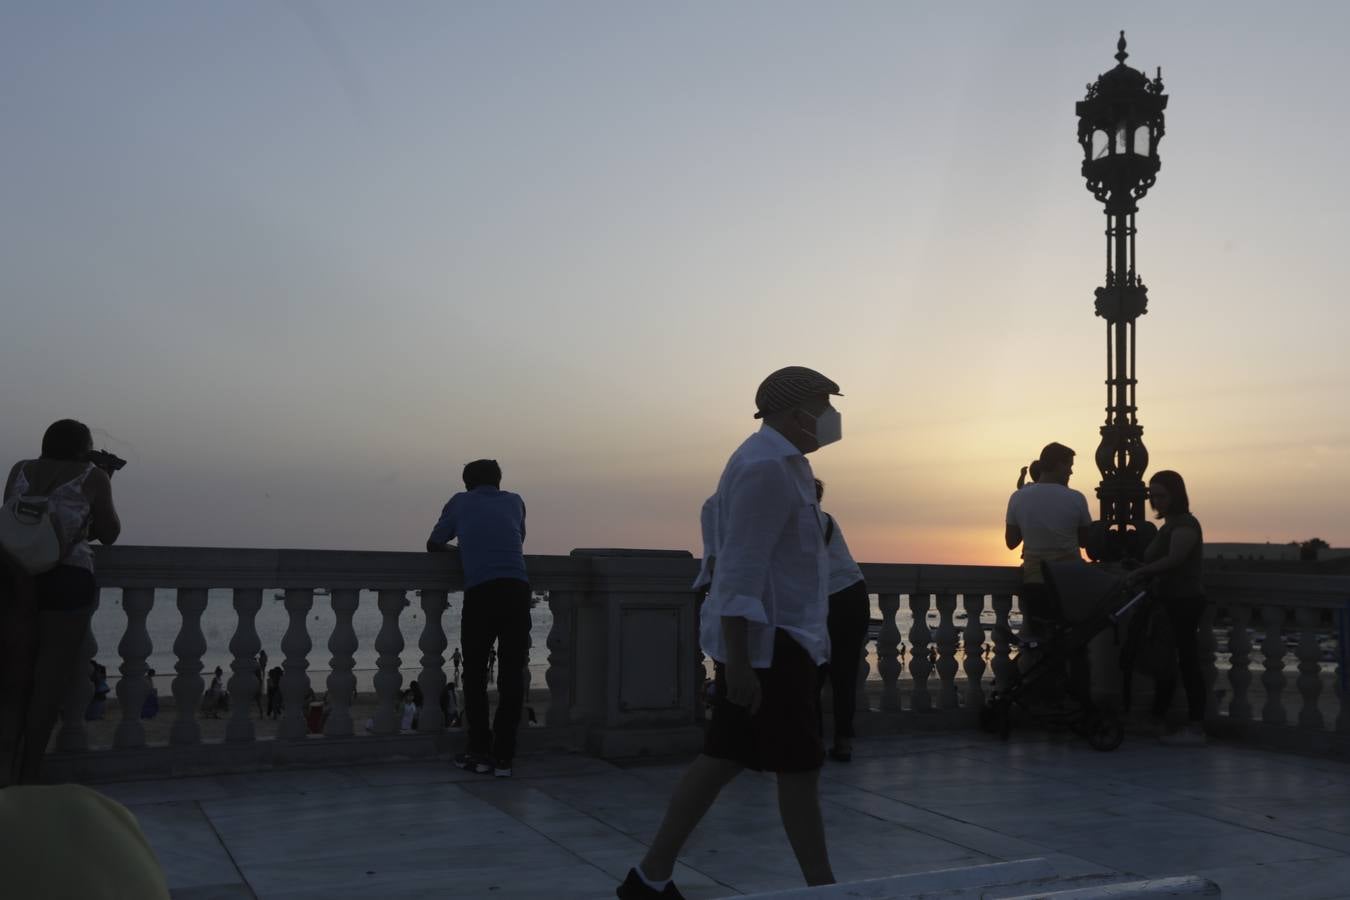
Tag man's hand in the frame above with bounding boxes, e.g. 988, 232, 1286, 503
724, 659, 761, 714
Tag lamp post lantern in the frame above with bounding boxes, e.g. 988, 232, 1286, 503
1076, 31, 1168, 562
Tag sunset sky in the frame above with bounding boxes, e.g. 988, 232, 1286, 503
3, 2, 1346, 566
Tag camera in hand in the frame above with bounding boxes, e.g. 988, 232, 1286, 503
85, 449, 127, 475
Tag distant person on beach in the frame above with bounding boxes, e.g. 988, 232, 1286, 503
441, 681, 459, 727
486, 645, 497, 685
202, 666, 228, 718
814, 479, 869, 764
266, 666, 284, 719
400, 689, 418, 732
1016, 459, 1043, 490
1005, 442, 1091, 637
86, 661, 110, 721
0, 419, 122, 786
619, 366, 843, 899
451, 646, 462, 680
140, 668, 160, 720
255, 650, 268, 716
428, 458, 530, 778
1124, 470, 1207, 746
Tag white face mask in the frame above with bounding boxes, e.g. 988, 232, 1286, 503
803, 407, 842, 448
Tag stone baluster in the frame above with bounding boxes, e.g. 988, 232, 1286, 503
1198, 604, 1219, 724
113, 588, 154, 749
991, 594, 1014, 691
1260, 605, 1288, 726
279, 588, 314, 740
908, 593, 934, 712
1295, 607, 1325, 730
876, 593, 902, 712
170, 589, 208, 746
963, 593, 987, 710
56, 595, 100, 752
546, 590, 575, 726
854, 622, 872, 717
1226, 603, 1253, 723
226, 588, 263, 743
372, 589, 405, 735
934, 593, 959, 709
325, 589, 361, 737
521, 620, 534, 725
1338, 604, 1349, 734
417, 589, 449, 733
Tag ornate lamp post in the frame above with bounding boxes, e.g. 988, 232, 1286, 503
1076, 32, 1168, 562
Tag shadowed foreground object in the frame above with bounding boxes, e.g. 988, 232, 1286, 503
0, 783, 171, 900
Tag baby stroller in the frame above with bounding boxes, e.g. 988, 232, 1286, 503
979, 560, 1149, 752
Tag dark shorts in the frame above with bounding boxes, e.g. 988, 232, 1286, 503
704, 629, 824, 773
1, 563, 97, 613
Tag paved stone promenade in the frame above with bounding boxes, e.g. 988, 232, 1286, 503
98, 733, 1350, 899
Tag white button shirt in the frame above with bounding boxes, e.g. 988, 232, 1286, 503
693, 495, 718, 591
698, 425, 831, 667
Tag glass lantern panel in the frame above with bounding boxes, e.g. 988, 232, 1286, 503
1092, 130, 1110, 160
1114, 124, 1128, 154
1133, 125, 1151, 156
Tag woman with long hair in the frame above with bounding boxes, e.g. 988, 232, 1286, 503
0, 419, 121, 784
1126, 470, 1207, 745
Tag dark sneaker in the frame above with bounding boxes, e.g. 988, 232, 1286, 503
617, 867, 684, 899
476, 756, 512, 777
454, 752, 488, 771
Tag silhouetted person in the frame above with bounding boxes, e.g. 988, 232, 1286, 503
0, 419, 121, 786
814, 478, 869, 763
1125, 470, 1207, 746
1005, 442, 1091, 639
619, 366, 844, 899
486, 645, 497, 685
451, 646, 462, 681
428, 458, 529, 778
266, 666, 284, 719
255, 650, 268, 716
140, 668, 160, 720
1016, 459, 1043, 490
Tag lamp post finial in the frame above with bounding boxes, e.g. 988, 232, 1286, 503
1115, 30, 1128, 65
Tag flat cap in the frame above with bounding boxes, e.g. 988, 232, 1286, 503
753, 366, 842, 419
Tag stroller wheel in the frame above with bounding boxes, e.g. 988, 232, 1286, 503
1086, 715, 1124, 752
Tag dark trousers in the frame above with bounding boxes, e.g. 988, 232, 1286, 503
461, 578, 531, 760
820, 579, 870, 741
1152, 595, 1208, 722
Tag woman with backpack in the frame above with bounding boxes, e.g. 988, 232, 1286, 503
0, 419, 121, 785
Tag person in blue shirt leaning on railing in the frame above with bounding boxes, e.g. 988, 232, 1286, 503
427, 458, 529, 778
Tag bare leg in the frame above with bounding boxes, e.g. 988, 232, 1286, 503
777, 769, 834, 886
639, 754, 743, 881
18, 607, 93, 783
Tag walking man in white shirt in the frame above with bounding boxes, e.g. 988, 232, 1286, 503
1005, 441, 1092, 621
618, 367, 843, 900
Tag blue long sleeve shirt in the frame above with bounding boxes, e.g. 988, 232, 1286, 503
428, 487, 529, 589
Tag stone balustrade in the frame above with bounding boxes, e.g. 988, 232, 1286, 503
44, 547, 1350, 778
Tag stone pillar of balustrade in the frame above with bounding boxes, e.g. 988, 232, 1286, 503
933, 593, 959, 710
170, 588, 208, 746
908, 593, 933, 712
1226, 603, 1253, 723
991, 594, 1014, 692
325, 589, 361, 737
963, 593, 987, 710
876, 593, 902, 713
279, 588, 314, 740
226, 588, 263, 743
546, 590, 575, 727
520, 622, 534, 725
372, 589, 406, 735
1294, 607, 1325, 730
113, 588, 154, 749
56, 595, 100, 752
1339, 604, 1350, 735
417, 589, 449, 733
1198, 603, 1220, 726
1260, 604, 1288, 726
854, 625, 871, 717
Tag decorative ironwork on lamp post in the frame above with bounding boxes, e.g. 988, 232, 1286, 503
1076, 31, 1168, 562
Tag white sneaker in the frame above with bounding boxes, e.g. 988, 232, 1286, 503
1159, 723, 1207, 746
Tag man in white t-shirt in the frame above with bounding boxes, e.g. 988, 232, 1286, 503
1005, 442, 1092, 633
